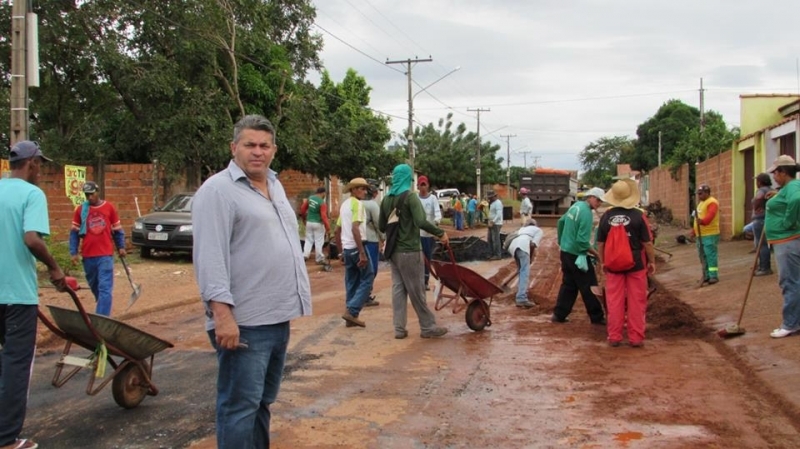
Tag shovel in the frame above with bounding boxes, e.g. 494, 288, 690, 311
717, 226, 766, 338
120, 256, 143, 311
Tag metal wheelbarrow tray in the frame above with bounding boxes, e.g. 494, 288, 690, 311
37, 288, 173, 409
429, 247, 503, 331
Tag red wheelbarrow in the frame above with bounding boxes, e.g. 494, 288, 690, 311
428, 246, 504, 331
37, 288, 173, 409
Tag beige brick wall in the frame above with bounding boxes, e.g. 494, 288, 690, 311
696, 151, 734, 240
648, 164, 690, 228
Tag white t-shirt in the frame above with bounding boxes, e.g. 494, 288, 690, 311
508, 225, 544, 256
418, 193, 442, 238
338, 196, 367, 250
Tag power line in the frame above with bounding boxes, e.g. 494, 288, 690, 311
313, 22, 404, 74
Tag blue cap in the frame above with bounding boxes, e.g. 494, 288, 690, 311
9, 141, 52, 162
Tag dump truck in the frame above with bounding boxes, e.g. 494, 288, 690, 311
519, 169, 578, 226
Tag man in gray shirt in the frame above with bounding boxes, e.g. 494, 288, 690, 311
192, 115, 312, 449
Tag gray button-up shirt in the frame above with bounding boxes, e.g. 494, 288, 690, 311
193, 160, 312, 330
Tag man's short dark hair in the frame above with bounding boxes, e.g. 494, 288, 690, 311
315, 187, 326, 194
775, 165, 800, 177
233, 115, 276, 144
756, 173, 772, 187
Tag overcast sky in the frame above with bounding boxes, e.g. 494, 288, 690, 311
310, 0, 800, 171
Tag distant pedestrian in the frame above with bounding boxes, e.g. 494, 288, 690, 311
467, 194, 477, 229
552, 187, 606, 325
69, 181, 127, 316
694, 184, 720, 285
335, 177, 374, 327
379, 164, 450, 339
1, 140, 67, 449
764, 155, 800, 338
596, 179, 654, 347
192, 115, 312, 449
362, 183, 383, 307
300, 187, 330, 265
507, 218, 543, 308
749, 173, 774, 276
452, 193, 464, 230
477, 197, 489, 224
487, 191, 504, 259
519, 188, 532, 224
417, 175, 441, 289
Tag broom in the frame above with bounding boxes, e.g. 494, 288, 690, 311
717, 226, 767, 338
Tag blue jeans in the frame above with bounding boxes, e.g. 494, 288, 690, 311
514, 249, 531, 303
750, 219, 771, 272
454, 211, 463, 230
364, 241, 379, 277
420, 236, 435, 286
83, 255, 115, 316
774, 238, 800, 331
208, 322, 290, 449
0, 305, 38, 447
343, 248, 374, 317
488, 225, 502, 257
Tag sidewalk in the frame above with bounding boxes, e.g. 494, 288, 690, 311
654, 226, 800, 420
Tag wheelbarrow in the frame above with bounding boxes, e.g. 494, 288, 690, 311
428, 245, 504, 331
37, 288, 174, 409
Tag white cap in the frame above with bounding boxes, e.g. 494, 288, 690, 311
585, 187, 605, 199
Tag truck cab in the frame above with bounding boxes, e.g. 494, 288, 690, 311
435, 188, 461, 213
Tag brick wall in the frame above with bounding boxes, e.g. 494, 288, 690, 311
696, 150, 734, 240
648, 164, 690, 227
38, 163, 168, 244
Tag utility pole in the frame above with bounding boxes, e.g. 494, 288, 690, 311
658, 131, 662, 167
10, 0, 29, 144
519, 151, 532, 169
467, 107, 490, 198
386, 57, 433, 171
501, 134, 516, 198
699, 77, 705, 133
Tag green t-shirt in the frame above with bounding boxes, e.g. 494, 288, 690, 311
306, 194, 324, 223
379, 192, 444, 253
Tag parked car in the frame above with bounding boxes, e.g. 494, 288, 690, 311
435, 188, 461, 214
131, 193, 194, 258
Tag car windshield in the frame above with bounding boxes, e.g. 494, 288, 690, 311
160, 194, 193, 212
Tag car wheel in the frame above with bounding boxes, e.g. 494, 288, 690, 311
140, 246, 153, 259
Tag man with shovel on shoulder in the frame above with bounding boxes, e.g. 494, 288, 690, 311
69, 181, 127, 316
693, 184, 720, 285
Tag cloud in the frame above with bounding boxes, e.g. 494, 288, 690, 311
312, 0, 800, 172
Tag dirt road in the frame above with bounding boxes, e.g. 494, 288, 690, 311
28, 226, 800, 448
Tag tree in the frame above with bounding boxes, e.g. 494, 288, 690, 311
412, 113, 503, 193
628, 100, 700, 172
301, 69, 396, 181
667, 111, 739, 169
579, 136, 634, 188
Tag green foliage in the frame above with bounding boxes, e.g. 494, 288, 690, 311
666, 111, 739, 169
579, 136, 634, 188
413, 113, 503, 192
628, 100, 701, 172
42, 236, 79, 277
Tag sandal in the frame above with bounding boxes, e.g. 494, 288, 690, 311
4, 439, 38, 449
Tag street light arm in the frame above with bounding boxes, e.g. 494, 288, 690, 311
412, 66, 461, 100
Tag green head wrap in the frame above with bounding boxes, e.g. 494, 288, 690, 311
388, 164, 413, 196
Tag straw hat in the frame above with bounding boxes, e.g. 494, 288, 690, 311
345, 177, 370, 191
602, 179, 640, 209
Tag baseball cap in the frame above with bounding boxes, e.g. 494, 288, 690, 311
767, 155, 798, 173
82, 181, 98, 193
417, 175, 429, 186
584, 187, 605, 200
9, 140, 52, 162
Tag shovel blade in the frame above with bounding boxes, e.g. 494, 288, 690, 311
126, 284, 143, 311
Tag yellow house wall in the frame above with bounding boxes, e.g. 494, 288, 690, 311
740, 95, 799, 136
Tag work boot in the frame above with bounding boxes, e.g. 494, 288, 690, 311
754, 269, 773, 276
515, 301, 536, 309
395, 329, 408, 339
551, 314, 569, 323
708, 278, 719, 285
342, 312, 365, 327
364, 296, 380, 307
420, 326, 448, 338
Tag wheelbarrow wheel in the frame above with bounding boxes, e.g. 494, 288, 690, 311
465, 299, 490, 331
112, 363, 149, 409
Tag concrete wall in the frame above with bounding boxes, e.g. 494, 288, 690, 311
647, 164, 690, 228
